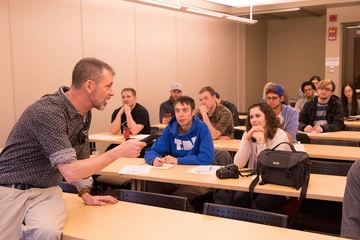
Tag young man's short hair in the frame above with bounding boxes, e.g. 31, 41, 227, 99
199, 86, 216, 96
174, 96, 195, 111
318, 79, 335, 92
121, 88, 137, 96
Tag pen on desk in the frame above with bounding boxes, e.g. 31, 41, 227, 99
209, 166, 212, 171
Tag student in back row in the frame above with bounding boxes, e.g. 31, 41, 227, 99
299, 79, 345, 133
265, 84, 298, 143
215, 92, 241, 126
196, 86, 234, 139
159, 83, 183, 124
145, 96, 214, 212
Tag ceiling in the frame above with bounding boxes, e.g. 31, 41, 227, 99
202, 0, 360, 20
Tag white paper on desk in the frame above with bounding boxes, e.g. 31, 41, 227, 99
119, 165, 151, 174
89, 134, 124, 141
186, 165, 221, 174
150, 163, 175, 170
294, 144, 305, 152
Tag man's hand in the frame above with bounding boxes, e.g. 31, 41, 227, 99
162, 117, 169, 124
115, 140, 146, 158
164, 155, 178, 164
153, 157, 165, 166
313, 125, 323, 133
198, 105, 209, 116
81, 193, 118, 206
123, 104, 131, 115
217, 136, 230, 140
304, 125, 314, 133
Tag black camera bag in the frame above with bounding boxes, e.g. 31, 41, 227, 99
249, 142, 311, 226
256, 142, 310, 189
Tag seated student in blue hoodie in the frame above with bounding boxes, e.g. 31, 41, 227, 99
145, 96, 215, 212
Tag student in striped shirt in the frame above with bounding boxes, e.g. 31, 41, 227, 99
298, 79, 345, 133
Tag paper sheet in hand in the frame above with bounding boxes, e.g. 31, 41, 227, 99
150, 163, 175, 169
129, 134, 150, 140
186, 165, 220, 174
119, 165, 151, 174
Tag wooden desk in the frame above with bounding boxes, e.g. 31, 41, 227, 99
63, 193, 85, 212
152, 123, 167, 130
101, 158, 346, 202
217, 141, 360, 161
62, 199, 344, 240
239, 115, 247, 120
213, 139, 240, 151
345, 120, 360, 128
304, 131, 360, 141
234, 126, 246, 131
89, 132, 125, 144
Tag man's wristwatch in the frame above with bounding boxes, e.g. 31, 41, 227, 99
77, 188, 91, 197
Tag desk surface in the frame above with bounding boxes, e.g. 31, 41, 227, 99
152, 124, 168, 130
345, 120, 360, 128
63, 192, 85, 212
62, 197, 344, 240
305, 130, 360, 141
101, 158, 345, 202
219, 141, 360, 161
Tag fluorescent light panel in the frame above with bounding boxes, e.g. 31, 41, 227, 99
139, 0, 182, 9
136, 0, 256, 24
226, 15, 258, 24
186, 7, 224, 18
206, 0, 307, 8
242, 7, 300, 15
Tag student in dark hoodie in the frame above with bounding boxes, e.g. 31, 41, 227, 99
145, 96, 214, 212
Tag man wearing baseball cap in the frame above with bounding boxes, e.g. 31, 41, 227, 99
159, 83, 183, 124
266, 84, 299, 143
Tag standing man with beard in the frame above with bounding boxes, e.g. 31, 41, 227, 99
299, 79, 345, 133
0, 58, 146, 240
159, 83, 183, 124
265, 84, 298, 143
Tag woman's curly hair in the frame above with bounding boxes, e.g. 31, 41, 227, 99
245, 102, 283, 142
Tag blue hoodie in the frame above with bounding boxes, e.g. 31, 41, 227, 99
280, 104, 299, 143
144, 116, 215, 165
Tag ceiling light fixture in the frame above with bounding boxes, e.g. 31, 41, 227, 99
237, 7, 300, 16
138, 0, 182, 9
186, 7, 224, 18
133, 0, 257, 24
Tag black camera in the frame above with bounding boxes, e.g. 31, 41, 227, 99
216, 164, 240, 179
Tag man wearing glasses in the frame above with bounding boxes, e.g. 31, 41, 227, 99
0, 58, 146, 240
265, 84, 299, 143
299, 79, 345, 133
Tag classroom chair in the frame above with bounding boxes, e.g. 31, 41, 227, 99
118, 189, 187, 211
203, 203, 288, 228
310, 159, 353, 176
295, 160, 352, 235
310, 139, 360, 147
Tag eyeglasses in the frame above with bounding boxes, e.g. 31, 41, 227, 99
318, 88, 332, 92
266, 96, 279, 101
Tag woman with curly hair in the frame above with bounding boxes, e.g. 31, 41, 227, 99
341, 83, 360, 117
234, 102, 290, 169
232, 102, 291, 211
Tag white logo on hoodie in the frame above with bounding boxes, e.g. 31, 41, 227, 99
174, 137, 196, 150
